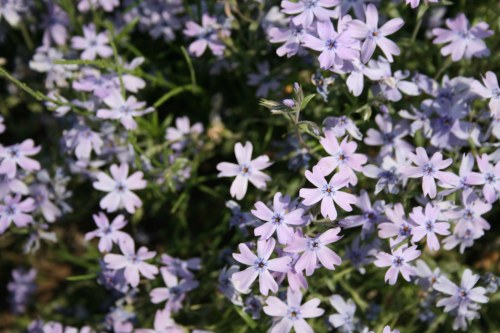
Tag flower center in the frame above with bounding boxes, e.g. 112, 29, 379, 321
322, 184, 335, 196
272, 213, 283, 225
254, 258, 268, 271
5, 205, 16, 216
425, 220, 434, 232
399, 223, 412, 237
422, 163, 435, 176
115, 182, 127, 192
393, 256, 404, 267
325, 39, 338, 50
240, 164, 252, 176
485, 172, 496, 184
287, 306, 302, 320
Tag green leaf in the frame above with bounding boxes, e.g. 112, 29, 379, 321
66, 273, 97, 281
300, 93, 316, 110
234, 307, 257, 329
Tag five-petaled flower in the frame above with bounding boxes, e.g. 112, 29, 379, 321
0, 139, 41, 179
374, 244, 421, 285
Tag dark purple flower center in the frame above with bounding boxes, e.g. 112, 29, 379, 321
425, 220, 434, 232
115, 182, 127, 192
9, 147, 20, 158
393, 256, 404, 267
287, 306, 302, 320
5, 204, 16, 216
399, 223, 412, 236
322, 184, 335, 196
422, 163, 435, 176
325, 39, 338, 50
254, 258, 268, 271
272, 213, 283, 225
485, 172, 496, 184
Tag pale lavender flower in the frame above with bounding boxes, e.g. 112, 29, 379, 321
349, 4, 404, 63
244, 295, 264, 319
328, 294, 356, 332
434, 269, 488, 312
374, 244, 421, 285
7, 268, 36, 314
0, 139, 41, 178
377, 203, 415, 244
64, 122, 103, 160
42, 3, 69, 46
410, 203, 450, 251
227, 200, 260, 235
299, 167, 356, 221
30, 184, 62, 223
268, 21, 309, 58
344, 237, 378, 274
165, 116, 204, 151
78, 0, 120, 12
399, 106, 432, 136
0, 0, 27, 26
281, 0, 340, 28
0, 174, 28, 198
400, 147, 459, 198
85, 212, 132, 253
446, 189, 491, 235
218, 265, 243, 306
474, 153, 500, 203
284, 228, 342, 276
369, 57, 420, 101
263, 288, 324, 333
302, 19, 360, 70
471, 71, 500, 116
93, 163, 147, 213
104, 238, 159, 287
160, 253, 201, 279
406, 0, 438, 8
105, 306, 135, 333
71, 24, 113, 60
364, 114, 413, 157
414, 259, 441, 291
340, 190, 385, 237
183, 14, 228, 57
432, 13, 493, 61
274, 250, 309, 292
150, 267, 199, 312
252, 192, 305, 244
439, 153, 483, 195
232, 238, 291, 295
135, 308, 183, 333
29, 47, 77, 89
323, 116, 362, 140
343, 58, 385, 96
0, 194, 36, 234
317, 131, 367, 185
247, 62, 281, 97
339, 0, 376, 20
97, 90, 154, 130
363, 152, 408, 194
216, 141, 272, 200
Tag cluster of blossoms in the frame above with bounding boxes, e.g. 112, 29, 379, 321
0, 0, 498, 332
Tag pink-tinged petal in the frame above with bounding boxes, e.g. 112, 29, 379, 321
232, 267, 258, 293
233, 243, 257, 265
234, 142, 252, 165
483, 184, 497, 203
400, 166, 423, 178
111, 163, 129, 181
268, 256, 292, 273
461, 269, 480, 291
93, 172, 116, 191
254, 222, 276, 240
252, 201, 274, 221
270, 318, 293, 333
330, 172, 349, 189
361, 38, 376, 63
384, 266, 399, 285
286, 287, 303, 307
230, 175, 248, 200
284, 236, 308, 253
426, 232, 440, 251
251, 155, 272, 170
293, 319, 314, 333
258, 238, 276, 260
139, 262, 159, 279
377, 37, 400, 62
248, 170, 271, 189
320, 131, 340, 155
422, 176, 437, 198
434, 276, 458, 295
284, 209, 305, 225
317, 247, 341, 269
304, 169, 327, 188
104, 253, 127, 269
100, 192, 120, 213
468, 287, 488, 303
403, 246, 421, 262
411, 226, 427, 242
374, 252, 393, 267
321, 197, 337, 220
259, 269, 278, 295
122, 191, 143, 214
150, 287, 170, 303
17, 157, 41, 172
399, 264, 415, 281
276, 224, 295, 244
316, 156, 338, 175
125, 171, 146, 190
332, 191, 356, 211
263, 296, 288, 317
300, 298, 324, 318
296, 250, 317, 276
301, 34, 325, 52
300, 188, 324, 206
347, 153, 367, 171
318, 227, 341, 244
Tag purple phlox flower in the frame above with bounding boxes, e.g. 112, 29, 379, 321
328, 294, 356, 332
30, 183, 62, 223
0, 173, 28, 198
247, 62, 282, 98
406, 0, 438, 8
135, 308, 183, 333
183, 14, 229, 57
414, 259, 441, 291
446, 189, 491, 234
269, 20, 310, 58
323, 116, 362, 140
78, 0, 120, 12
374, 244, 421, 285
165, 116, 204, 151
150, 267, 199, 312
262, 6, 288, 32
218, 265, 243, 306
131, 0, 184, 42
71, 24, 113, 60
364, 114, 413, 157
311, 71, 337, 101
273, 246, 309, 292
232, 238, 291, 295
284, 227, 342, 276
104, 238, 159, 287
0, 194, 36, 234
471, 71, 500, 116
64, 122, 103, 160
93, 163, 147, 213
413, 72, 439, 96
85, 212, 132, 253
349, 4, 404, 63
432, 13, 493, 61
302, 18, 360, 70
434, 269, 488, 313
105, 305, 135, 333
339, 0, 378, 20
410, 203, 450, 251
399, 106, 432, 136
342, 58, 385, 96
281, 0, 340, 28
97, 90, 154, 130
340, 190, 386, 237
263, 288, 325, 333
0, 0, 28, 26
474, 153, 500, 203
29, 47, 77, 89
299, 167, 356, 220
432, 75, 476, 104
72, 70, 118, 99
369, 57, 420, 101
439, 153, 483, 196
45, 92, 71, 116
216, 141, 273, 200
7, 268, 36, 314
0, 139, 41, 178
252, 192, 305, 244
227, 200, 260, 235
97, 259, 130, 293
244, 295, 264, 319
363, 152, 409, 194
377, 203, 416, 244
42, 3, 69, 46
344, 236, 379, 274
161, 253, 201, 279
317, 132, 367, 185
442, 224, 482, 254
400, 147, 459, 198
